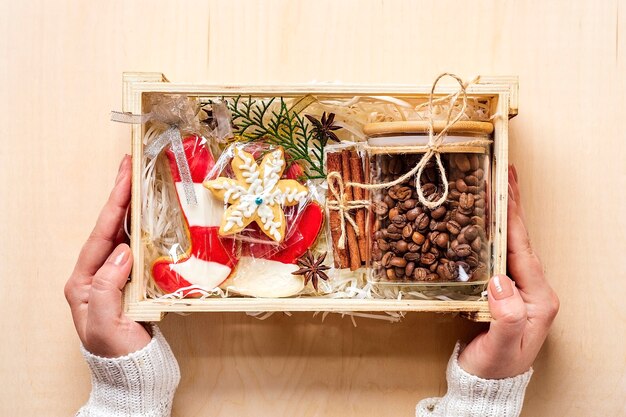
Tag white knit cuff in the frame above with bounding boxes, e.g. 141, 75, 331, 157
416, 342, 533, 417
77, 325, 180, 417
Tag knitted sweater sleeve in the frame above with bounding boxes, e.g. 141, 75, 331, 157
76, 325, 180, 417
416, 343, 533, 417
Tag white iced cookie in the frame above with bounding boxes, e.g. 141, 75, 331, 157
204, 146, 308, 242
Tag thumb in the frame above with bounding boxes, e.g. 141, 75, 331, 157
88, 244, 132, 330
484, 275, 527, 351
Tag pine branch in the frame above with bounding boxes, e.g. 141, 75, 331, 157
225, 96, 332, 180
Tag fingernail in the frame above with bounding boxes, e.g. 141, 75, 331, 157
107, 245, 129, 266
491, 275, 514, 300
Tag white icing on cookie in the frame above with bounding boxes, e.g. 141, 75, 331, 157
220, 256, 303, 297
205, 147, 309, 242
176, 183, 224, 227
169, 255, 232, 289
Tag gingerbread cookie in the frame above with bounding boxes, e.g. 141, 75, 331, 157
204, 146, 308, 242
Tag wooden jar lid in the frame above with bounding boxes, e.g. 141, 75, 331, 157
363, 120, 494, 136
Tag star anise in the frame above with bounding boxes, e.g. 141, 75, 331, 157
292, 250, 331, 291
305, 112, 341, 144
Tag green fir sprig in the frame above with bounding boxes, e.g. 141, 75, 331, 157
226, 96, 340, 180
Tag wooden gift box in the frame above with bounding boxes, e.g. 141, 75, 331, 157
121, 72, 518, 322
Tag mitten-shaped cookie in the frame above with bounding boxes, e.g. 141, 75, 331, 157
152, 136, 236, 295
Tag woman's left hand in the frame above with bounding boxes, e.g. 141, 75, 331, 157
458, 165, 560, 379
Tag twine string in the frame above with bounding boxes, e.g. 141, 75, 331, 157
326, 171, 370, 250
344, 73, 486, 210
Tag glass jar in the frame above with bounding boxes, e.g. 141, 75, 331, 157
365, 121, 493, 285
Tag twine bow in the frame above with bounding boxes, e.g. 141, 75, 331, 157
111, 111, 198, 206
346, 73, 489, 210
326, 171, 370, 250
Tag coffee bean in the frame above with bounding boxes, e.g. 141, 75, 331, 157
449, 189, 461, 200
421, 183, 437, 197
472, 216, 485, 228
381, 252, 393, 267
459, 193, 475, 211
386, 268, 397, 280
446, 220, 462, 235
384, 195, 395, 208
455, 154, 471, 172
415, 213, 430, 231
474, 196, 485, 208
434, 232, 449, 248
389, 185, 412, 201
421, 238, 432, 253
465, 175, 479, 186
395, 240, 409, 253
377, 238, 390, 251
373, 201, 389, 215
468, 154, 480, 171
404, 252, 420, 261
389, 158, 402, 174
405, 261, 415, 277
386, 232, 402, 240
474, 168, 484, 179
394, 266, 405, 277
389, 207, 400, 219
463, 225, 479, 241
456, 178, 468, 192
391, 214, 407, 227
426, 273, 440, 281
402, 224, 413, 239
406, 207, 421, 221
437, 262, 458, 280
414, 267, 429, 280
387, 224, 400, 234
420, 252, 437, 265
431, 206, 447, 220
471, 236, 482, 252
411, 231, 426, 245
390, 257, 407, 267
454, 211, 471, 226
402, 199, 417, 210
455, 244, 472, 257
408, 243, 420, 252
467, 185, 480, 194
424, 168, 438, 183
466, 254, 479, 267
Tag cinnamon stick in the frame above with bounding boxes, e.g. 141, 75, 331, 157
341, 150, 362, 271
326, 152, 350, 268
349, 151, 367, 261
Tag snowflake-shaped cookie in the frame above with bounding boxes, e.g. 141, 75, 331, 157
204, 146, 309, 242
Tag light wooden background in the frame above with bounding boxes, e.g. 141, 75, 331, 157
1, 1, 624, 416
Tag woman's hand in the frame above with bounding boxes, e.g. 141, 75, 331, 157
64, 155, 151, 358
458, 165, 560, 379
